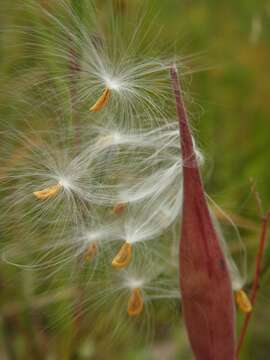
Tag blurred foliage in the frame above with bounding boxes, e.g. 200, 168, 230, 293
0, 0, 270, 359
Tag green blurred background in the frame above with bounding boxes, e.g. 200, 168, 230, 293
1, 0, 270, 359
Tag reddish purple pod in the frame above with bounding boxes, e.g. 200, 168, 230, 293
170, 65, 236, 360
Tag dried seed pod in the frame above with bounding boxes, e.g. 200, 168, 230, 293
127, 288, 144, 316
235, 290, 252, 313
83, 242, 98, 262
90, 88, 110, 112
112, 242, 132, 269
33, 183, 62, 200
171, 65, 236, 360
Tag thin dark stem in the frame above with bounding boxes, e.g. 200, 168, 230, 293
249, 178, 264, 217
236, 210, 270, 357
2, 316, 18, 360
68, 47, 81, 151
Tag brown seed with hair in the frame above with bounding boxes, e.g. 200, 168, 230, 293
33, 183, 62, 200
83, 243, 98, 262
112, 202, 126, 215
112, 242, 132, 269
127, 288, 144, 316
90, 88, 110, 112
235, 289, 252, 313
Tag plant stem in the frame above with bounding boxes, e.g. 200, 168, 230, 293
68, 47, 81, 151
69, 0, 84, 151
236, 210, 270, 357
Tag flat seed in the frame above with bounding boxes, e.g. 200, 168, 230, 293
235, 289, 252, 313
83, 242, 97, 262
127, 288, 144, 316
90, 88, 110, 112
112, 202, 126, 215
33, 183, 62, 200
112, 242, 132, 269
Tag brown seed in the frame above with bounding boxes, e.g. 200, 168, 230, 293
235, 289, 252, 313
112, 202, 126, 215
83, 242, 98, 262
90, 88, 110, 112
33, 183, 62, 200
127, 288, 144, 316
112, 242, 132, 269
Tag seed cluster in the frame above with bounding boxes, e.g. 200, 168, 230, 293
0, 0, 248, 332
